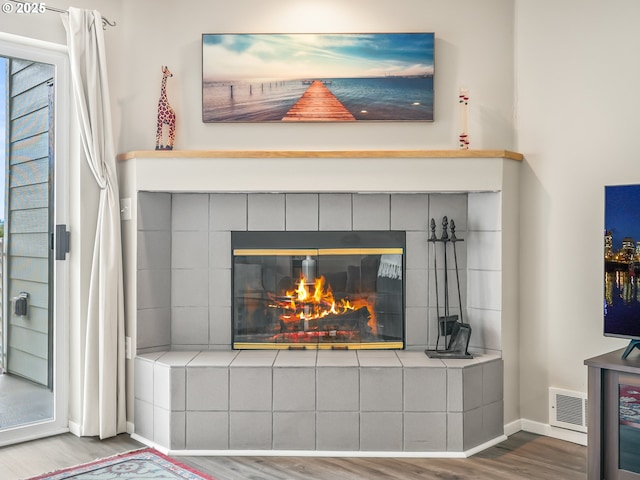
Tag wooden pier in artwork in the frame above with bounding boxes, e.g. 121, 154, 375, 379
282, 80, 356, 121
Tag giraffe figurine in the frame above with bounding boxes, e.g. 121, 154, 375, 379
155, 66, 176, 150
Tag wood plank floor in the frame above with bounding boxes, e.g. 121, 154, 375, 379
0, 433, 143, 479
0, 431, 586, 480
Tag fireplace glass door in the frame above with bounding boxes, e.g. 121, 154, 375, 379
232, 232, 405, 349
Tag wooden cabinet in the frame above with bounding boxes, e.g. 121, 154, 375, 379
585, 349, 640, 480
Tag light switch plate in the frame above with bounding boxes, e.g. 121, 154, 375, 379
120, 198, 132, 221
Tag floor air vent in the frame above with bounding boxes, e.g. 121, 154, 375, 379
549, 388, 587, 433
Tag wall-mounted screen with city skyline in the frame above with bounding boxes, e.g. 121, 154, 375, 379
604, 184, 640, 340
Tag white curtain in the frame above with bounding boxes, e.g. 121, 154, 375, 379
63, 7, 126, 439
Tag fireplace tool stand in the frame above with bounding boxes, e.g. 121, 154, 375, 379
425, 216, 473, 359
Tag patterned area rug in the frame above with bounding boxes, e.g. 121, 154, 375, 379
27, 448, 216, 480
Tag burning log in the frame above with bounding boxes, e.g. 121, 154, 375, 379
277, 305, 370, 334
268, 273, 376, 339
313, 306, 370, 331
271, 305, 372, 343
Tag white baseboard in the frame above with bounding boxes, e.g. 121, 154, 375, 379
132, 432, 506, 458
463, 435, 508, 457
68, 420, 81, 437
502, 418, 587, 446
520, 418, 587, 446
68, 420, 135, 439
504, 419, 522, 437
131, 433, 169, 455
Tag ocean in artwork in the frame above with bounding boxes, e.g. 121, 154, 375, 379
202, 76, 434, 122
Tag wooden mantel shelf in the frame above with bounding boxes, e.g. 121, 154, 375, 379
117, 149, 523, 161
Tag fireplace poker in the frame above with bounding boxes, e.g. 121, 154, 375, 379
447, 219, 473, 358
450, 219, 464, 325
441, 216, 451, 349
428, 218, 442, 349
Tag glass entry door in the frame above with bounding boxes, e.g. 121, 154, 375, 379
2, 56, 54, 390
0, 34, 69, 446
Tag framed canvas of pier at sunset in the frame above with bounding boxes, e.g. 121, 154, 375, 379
202, 33, 434, 123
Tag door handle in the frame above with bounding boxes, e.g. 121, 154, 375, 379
55, 224, 70, 260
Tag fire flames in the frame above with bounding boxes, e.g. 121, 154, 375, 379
268, 274, 376, 335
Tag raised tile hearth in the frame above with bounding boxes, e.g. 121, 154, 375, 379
134, 349, 503, 454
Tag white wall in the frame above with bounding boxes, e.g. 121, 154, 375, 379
515, 0, 640, 426
2, 0, 516, 150
116, 0, 515, 153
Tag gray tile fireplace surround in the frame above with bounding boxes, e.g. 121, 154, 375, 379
133, 191, 504, 454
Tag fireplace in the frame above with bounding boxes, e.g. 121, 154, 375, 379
122, 150, 521, 454
232, 231, 405, 349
